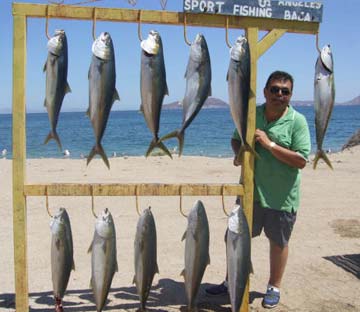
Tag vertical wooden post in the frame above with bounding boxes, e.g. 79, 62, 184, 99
12, 14, 29, 312
239, 27, 258, 312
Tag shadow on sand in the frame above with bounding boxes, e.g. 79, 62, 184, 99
324, 253, 360, 279
1, 279, 264, 311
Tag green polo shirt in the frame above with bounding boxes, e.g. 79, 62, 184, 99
233, 104, 311, 212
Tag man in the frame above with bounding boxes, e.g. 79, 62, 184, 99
206, 71, 311, 309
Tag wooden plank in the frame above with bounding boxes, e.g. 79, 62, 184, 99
24, 183, 244, 197
238, 27, 259, 312
184, 0, 323, 23
257, 28, 287, 58
12, 14, 28, 312
12, 3, 319, 34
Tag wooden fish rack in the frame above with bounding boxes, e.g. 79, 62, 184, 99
12, 2, 320, 311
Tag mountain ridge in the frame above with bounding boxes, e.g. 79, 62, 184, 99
163, 95, 360, 109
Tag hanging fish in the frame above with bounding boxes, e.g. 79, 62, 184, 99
160, 34, 211, 156
140, 30, 172, 158
227, 36, 258, 161
87, 32, 120, 169
133, 207, 159, 311
313, 44, 335, 169
88, 208, 118, 312
226, 204, 251, 312
50, 207, 75, 311
43, 29, 71, 151
181, 200, 210, 310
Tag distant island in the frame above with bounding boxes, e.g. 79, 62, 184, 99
163, 95, 360, 109
163, 97, 229, 110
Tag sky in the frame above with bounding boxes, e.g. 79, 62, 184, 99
0, 0, 359, 113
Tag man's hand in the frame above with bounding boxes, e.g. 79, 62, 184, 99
255, 129, 272, 150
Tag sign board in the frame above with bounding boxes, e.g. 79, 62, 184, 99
183, 0, 323, 22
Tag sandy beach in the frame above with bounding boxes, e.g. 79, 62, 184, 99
0, 147, 359, 312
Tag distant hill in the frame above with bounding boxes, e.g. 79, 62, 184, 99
163, 97, 229, 110
339, 95, 360, 105
291, 95, 360, 106
163, 95, 360, 110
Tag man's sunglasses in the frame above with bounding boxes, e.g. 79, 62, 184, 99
269, 86, 291, 96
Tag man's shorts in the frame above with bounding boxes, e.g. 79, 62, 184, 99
252, 201, 297, 248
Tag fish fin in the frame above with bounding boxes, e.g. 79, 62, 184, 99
236, 143, 259, 163
145, 139, 173, 159
139, 240, 144, 251
43, 61, 47, 72
243, 142, 260, 159
181, 231, 187, 241
155, 263, 159, 274
160, 130, 178, 142
65, 82, 71, 94
101, 241, 107, 254
313, 150, 333, 170
231, 237, 238, 251
44, 131, 62, 151
192, 232, 199, 242
55, 238, 61, 250
180, 269, 185, 277
145, 139, 157, 157
87, 144, 110, 169
157, 141, 173, 159
160, 130, 184, 157
112, 88, 120, 103
87, 241, 93, 253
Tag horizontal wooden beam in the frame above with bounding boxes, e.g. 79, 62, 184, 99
24, 183, 244, 197
12, 3, 319, 34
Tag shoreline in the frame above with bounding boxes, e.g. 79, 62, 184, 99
0, 145, 355, 161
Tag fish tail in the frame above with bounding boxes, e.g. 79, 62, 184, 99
87, 144, 110, 169
44, 131, 62, 151
146, 139, 173, 159
243, 142, 260, 159
236, 142, 259, 163
160, 130, 184, 157
157, 141, 173, 159
313, 150, 333, 170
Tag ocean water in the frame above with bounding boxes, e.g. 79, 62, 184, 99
0, 105, 359, 159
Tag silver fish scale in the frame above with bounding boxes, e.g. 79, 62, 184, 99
182, 200, 210, 310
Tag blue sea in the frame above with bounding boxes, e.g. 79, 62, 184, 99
0, 105, 359, 159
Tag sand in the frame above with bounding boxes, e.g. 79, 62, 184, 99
0, 146, 359, 312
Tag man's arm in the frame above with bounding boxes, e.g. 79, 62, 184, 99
255, 129, 306, 169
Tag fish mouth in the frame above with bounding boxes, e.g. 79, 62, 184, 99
194, 33, 204, 45
229, 36, 248, 61
47, 31, 65, 56
92, 32, 112, 60
320, 44, 333, 73
100, 32, 111, 45
141, 31, 160, 55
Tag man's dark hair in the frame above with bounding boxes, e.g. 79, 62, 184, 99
265, 71, 294, 91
